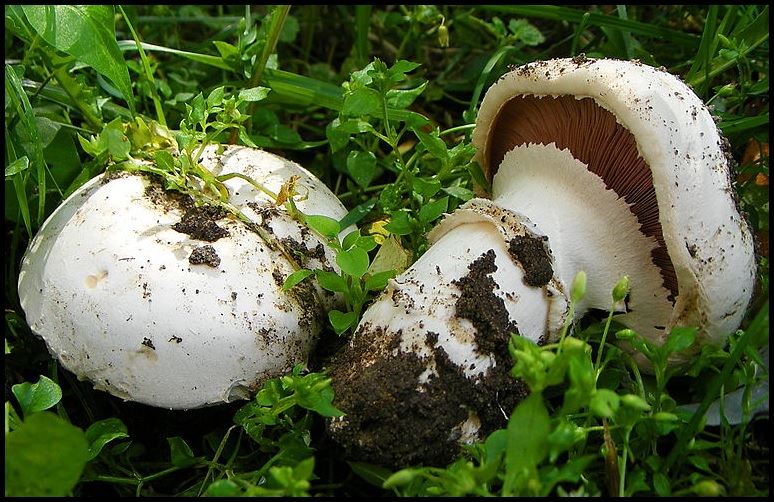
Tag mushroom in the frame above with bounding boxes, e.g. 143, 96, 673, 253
325, 56, 758, 467
17, 144, 350, 410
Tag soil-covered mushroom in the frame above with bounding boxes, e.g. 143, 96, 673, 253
17, 145, 349, 410
325, 57, 758, 468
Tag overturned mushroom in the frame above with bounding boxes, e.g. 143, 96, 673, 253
325, 57, 758, 467
17, 145, 349, 410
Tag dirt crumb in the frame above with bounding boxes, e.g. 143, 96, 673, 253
188, 245, 221, 267
173, 205, 230, 242
508, 235, 553, 286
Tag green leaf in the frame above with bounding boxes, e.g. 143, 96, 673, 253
342, 229, 363, 251
414, 127, 449, 163
365, 269, 397, 292
504, 392, 550, 495
508, 18, 545, 46
304, 214, 341, 240
378, 184, 404, 211
238, 86, 271, 102
77, 133, 100, 158
385, 80, 427, 109
342, 87, 381, 116
329, 310, 358, 334
206, 86, 225, 108
12, 375, 62, 416
387, 59, 422, 78
268, 124, 302, 144
314, 270, 349, 293
468, 161, 489, 193
282, 269, 315, 290
339, 199, 377, 230
561, 376, 593, 416
212, 40, 240, 65
84, 417, 129, 461
101, 125, 131, 161
5, 156, 30, 177
22, 5, 133, 110
152, 148, 176, 173
332, 118, 375, 135
663, 326, 697, 354
205, 479, 243, 497
483, 429, 508, 465
5, 411, 89, 497
653, 471, 672, 496
288, 373, 345, 417
325, 119, 351, 153
255, 379, 286, 408
547, 419, 587, 461
167, 436, 199, 468
383, 209, 416, 235
589, 388, 621, 418
337, 247, 370, 278
347, 149, 378, 189
402, 110, 431, 129
412, 176, 442, 198
186, 92, 207, 126
417, 196, 448, 224
358, 235, 379, 252
442, 185, 475, 201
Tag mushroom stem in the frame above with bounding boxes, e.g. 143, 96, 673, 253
326, 198, 571, 467
492, 142, 673, 341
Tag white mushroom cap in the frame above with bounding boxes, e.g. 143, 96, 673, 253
473, 56, 757, 366
18, 145, 348, 410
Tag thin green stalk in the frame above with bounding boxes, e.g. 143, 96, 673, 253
198, 425, 242, 496
618, 426, 632, 497
465, 45, 518, 123
570, 12, 591, 56
6, 65, 46, 233
354, 6, 372, 69
118, 5, 163, 125
238, 5, 290, 140
614, 5, 634, 60
47, 62, 105, 132
557, 271, 586, 354
439, 124, 475, 136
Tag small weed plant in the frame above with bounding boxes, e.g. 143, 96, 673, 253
5, 4, 768, 497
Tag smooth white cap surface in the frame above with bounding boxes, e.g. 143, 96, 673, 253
18, 146, 348, 409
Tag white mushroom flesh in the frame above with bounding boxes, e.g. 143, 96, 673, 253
492, 142, 673, 339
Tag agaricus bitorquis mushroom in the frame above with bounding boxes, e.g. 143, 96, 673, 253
17, 144, 349, 410
324, 56, 758, 468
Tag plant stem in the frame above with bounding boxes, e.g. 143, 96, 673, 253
230, 5, 290, 143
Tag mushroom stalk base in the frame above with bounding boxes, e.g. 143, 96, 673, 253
326, 198, 568, 467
